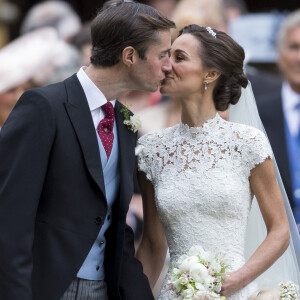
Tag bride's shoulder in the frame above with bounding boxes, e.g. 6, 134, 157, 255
225, 120, 267, 143
224, 120, 273, 165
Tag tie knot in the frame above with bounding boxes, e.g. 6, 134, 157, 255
101, 102, 114, 119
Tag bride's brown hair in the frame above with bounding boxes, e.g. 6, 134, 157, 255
179, 24, 248, 111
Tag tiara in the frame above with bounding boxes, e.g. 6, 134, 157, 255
206, 27, 216, 38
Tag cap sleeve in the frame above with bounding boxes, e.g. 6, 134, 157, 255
246, 128, 273, 171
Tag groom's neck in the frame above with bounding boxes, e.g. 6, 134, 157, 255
84, 64, 130, 101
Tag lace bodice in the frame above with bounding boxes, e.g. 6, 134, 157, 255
137, 114, 273, 300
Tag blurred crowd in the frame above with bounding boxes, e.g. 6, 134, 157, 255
0, 0, 300, 296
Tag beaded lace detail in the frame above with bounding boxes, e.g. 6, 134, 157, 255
137, 114, 273, 299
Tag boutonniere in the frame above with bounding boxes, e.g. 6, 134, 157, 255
120, 104, 142, 133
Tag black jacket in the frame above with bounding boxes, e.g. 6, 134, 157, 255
0, 74, 154, 300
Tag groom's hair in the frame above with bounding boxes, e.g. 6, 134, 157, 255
90, 0, 175, 66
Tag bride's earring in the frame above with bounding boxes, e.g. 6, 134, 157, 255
204, 80, 208, 90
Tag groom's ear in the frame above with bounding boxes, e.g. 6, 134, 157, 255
122, 46, 138, 67
204, 70, 221, 83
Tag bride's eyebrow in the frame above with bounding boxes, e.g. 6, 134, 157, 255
173, 49, 190, 56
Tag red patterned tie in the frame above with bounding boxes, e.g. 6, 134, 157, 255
97, 102, 115, 159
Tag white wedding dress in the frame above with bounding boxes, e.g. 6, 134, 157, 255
137, 113, 274, 299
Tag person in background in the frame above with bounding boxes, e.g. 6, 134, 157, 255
141, 0, 179, 20
20, 0, 81, 42
71, 23, 92, 66
0, 27, 58, 130
257, 9, 300, 223
18, 0, 83, 87
223, 0, 247, 21
34, 40, 81, 87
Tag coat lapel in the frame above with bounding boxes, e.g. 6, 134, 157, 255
64, 74, 106, 199
115, 101, 137, 214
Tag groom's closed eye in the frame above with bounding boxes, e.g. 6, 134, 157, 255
159, 49, 171, 59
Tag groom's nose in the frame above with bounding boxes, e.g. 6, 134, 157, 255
162, 57, 172, 72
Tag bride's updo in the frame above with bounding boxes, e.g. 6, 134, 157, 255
179, 24, 248, 111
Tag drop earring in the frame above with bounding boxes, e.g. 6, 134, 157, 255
204, 80, 208, 90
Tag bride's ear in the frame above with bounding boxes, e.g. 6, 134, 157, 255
204, 70, 221, 84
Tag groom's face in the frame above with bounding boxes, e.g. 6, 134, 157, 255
131, 30, 172, 92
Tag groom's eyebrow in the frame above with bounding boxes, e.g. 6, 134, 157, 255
160, 48, 171, 56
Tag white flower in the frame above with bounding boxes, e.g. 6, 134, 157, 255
178, 275, 189, 285
188, 245, 205, 256
204, 276, 215, 288
179, 256, 199, 272
172, 275, 189, 292
123, 115, 142, 132
213, 280, 222, 293
280, 281, 299, 299
188, 245, 212, 261
172, 268, 181, 275
168, 245, 231, 300
210, 258, 222, 273
135, 145, 143, 156
177, 254, 189, 266
183, 284, 195, 298
173, 278, 183, 292
195, 282, 206, 291
189, 263, 209, 283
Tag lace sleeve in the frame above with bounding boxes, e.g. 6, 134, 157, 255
136, 135, 153, 182
245, 128, 273, 172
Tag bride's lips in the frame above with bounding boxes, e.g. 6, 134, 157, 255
161, 75, 174, 84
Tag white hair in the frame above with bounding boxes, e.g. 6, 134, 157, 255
277, 9, 300, 50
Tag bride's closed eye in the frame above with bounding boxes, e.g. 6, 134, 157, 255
174, 55, 184, 62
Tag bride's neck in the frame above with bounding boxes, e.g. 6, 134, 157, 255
180, 94, 216, 127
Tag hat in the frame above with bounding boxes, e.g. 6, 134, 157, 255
0, 27, 58, 93
20, 1, 81, 40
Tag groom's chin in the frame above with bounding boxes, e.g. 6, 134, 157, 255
159, 85, 172, 96
147, 84, 160, 93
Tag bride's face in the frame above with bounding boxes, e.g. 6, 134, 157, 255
160, 33, 207, 97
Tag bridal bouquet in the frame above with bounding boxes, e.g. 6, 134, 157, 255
280, 281, 299, 300
168, 245, 231, 300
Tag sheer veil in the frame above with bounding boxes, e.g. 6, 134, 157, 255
228, 82, 300, 288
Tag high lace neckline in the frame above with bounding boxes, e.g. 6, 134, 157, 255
179, 113, 221, 136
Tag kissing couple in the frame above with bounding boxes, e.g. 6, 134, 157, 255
0, 1, 299, 300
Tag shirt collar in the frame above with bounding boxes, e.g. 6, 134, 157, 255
282, 81, 300, 111
76, 67, 116, 112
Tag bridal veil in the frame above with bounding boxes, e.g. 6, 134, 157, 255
229, 82, 300, 288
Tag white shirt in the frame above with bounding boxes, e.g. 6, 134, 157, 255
76, 67, 116, 129
282, 81, 300, 137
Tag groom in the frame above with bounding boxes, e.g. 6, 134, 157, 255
0, 1, 174, 299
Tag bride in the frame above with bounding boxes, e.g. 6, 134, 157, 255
135, 25, 300, 299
